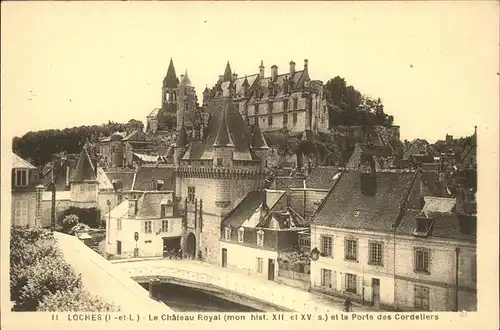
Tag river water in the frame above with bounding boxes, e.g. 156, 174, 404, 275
141, 283, 261, 312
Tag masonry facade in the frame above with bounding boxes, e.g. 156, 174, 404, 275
203, 60, 329, 135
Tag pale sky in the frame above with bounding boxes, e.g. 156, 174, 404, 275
1, 1, 499, 142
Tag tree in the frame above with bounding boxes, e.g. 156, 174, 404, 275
39, 287, 120, 312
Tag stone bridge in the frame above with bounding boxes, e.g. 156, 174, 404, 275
110, 259, 371, 313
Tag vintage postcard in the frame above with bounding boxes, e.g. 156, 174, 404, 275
1, 1, 498, 330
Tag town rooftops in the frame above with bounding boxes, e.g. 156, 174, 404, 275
105, 171, 136, 191
313, 170, 419, 232
127, 191, 174, 219
12, 153, 36, 169
305, 166, 340, 190
131, 164, 175, 191
71, 145, 97, 183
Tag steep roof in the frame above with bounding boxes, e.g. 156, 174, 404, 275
250, 121, 269, 150
71, 146, 97, 182
213, 109, 235, 147
306, 166, 340, 190
132, 165, 175, 191
97, 167, 114, 190
223, 61, 232, 82
176, 123, 189, 147
182, 98, 254, 161
135, 192, 173, 219
396, 209, 476, 241
222, 191, 264, 228
313, 170, 418, 232
105, 171, 136, 191
273, 177, 305, 189
12, 153, 36, 169
163, 58, 179, 89
345, 143, 386, 170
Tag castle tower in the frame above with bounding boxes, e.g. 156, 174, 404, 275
213, 109, 235, 168
177, 70, 197, 131
174, 122, 189, 167
162, 58, 180, 114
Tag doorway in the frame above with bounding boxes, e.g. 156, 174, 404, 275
116, 240, 122, 255
163, 237, 181, 257
372, 278, 380, 308
186, 233, 196, 259
221, 248, 227, 268
267, 259, 275, 281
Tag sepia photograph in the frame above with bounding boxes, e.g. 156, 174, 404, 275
1, 1, 498, 329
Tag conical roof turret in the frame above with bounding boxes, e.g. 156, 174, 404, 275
163, 58, 179, 88
213, 108, 235, 147
223, 61, 232, 82
176, 122, 189, 147
250, 120, 269, 150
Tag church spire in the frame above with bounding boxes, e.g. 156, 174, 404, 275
163, 58, 179, 88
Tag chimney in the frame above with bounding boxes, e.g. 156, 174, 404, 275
304, 59, 309, 70
289, 61, 296, 75
271, 65, 278, 81
259, 60, 265, 78
128, 198, 138, 218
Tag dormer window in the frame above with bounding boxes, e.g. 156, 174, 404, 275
14, 169, 28, 187
224, 227, 232, 241
257, 230, 264, 247
238, 227, 245, 243
153, 179, 164, 191
415, 218, 432, 234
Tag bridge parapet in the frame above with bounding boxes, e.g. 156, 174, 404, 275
117, 264, 331, 313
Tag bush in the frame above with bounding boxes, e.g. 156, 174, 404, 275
10, 226, 120, 312
61, 207, 100, 228
39, 287, 120, 312
62, 214, 79, 233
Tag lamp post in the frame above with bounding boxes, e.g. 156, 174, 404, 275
106, 200, 111, 244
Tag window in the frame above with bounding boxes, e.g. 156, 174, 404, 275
283, 100, 288, 112
320, 235, 333, 257
268, 115, 273, 126
161, 204, 167, 218
257, 230, 264, 247
369, 241, 383, 266
224, 227, 231, 240
254, 104, 259, 115
268, 102, 273, 113
293, 113, 298, 124
345, 273, 357, 293
143, 220, 152, 233
414, 285, 430, 311
293, 98, 298, 110
14, 200, 28, 226
238, 227, 244, 243
217, 158, 223, 166
321, 269, 332, 287
345, 238, 358, 261
162, 220, 169, 232
14, 169, 28, 187
188, 186, 195, 203
117, 218, 122, 230
117, 195, 123, 204
257, 257, 263, 273
414, 248, 430, 273
283, 114, 288, 126
471, 255, 477, 282
298, 235, 310, 250
416, 218, 431, 233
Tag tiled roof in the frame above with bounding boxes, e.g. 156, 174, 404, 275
274, 177, 305, 189
105, 171, 136, 191
104, 200, 129, 219
71, 146, 97, 182
345, 144, 386, 170
396, 209, 476, 241
163, 58, 179, 88
222, 191, 264, 228
313, 170, 418, 232
136, 192, 173, 219
250, 121, 269, 150
182, 98, 254, 161
97, 167, 114, 190
306, 166, 340, 190
12, 153, 36, 169
132, 165, 175, 191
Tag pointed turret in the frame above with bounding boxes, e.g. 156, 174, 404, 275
250, 120, 269, 150
176, 122, 189, 148
71, 144, 97, 183
213, 109, 234, 147
242, 75, 250, 97
163, 58, 179, 88
223, 61, 232, 82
